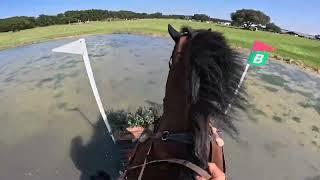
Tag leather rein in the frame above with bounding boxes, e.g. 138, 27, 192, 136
119, 124, 225, 180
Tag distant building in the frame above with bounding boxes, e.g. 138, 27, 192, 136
281, 29, 316, 40
220, 22, 231, 26
301, 34, 316, 40
241, 24, 266, 31
215, 19, 232, 26
281, 29, 297, 35
249, 26, 258, 31
251, 24, 266, 29
217, 21, 231, 26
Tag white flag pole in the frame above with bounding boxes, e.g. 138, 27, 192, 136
82, 42, 115, 142
224, 63, 250, 115
53, 39, 115, 142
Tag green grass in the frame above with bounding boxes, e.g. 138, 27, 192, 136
1, 19, 319, 69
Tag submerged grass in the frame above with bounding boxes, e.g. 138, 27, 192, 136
272, 115, 283, 123
0, 19, 320, 69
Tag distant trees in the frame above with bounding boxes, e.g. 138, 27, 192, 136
36, 15, 59, 26
192, 14, 210, 22
0, 9, 150, 32
266, 23, 281, 33
0, 16, 36, 32
0, 9, 213, 32
0, 9, 284, 34
149, 12, 163, 18
164, 14, 187, 19
56, 13, 77, 24
64, 10, 109, 21
231, 9, 270, 29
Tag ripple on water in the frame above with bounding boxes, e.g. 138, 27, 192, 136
259, 74, 289, 87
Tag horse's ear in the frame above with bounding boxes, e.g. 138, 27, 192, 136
168, 24, 180, 41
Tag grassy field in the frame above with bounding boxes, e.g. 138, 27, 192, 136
0, 19, 319, 69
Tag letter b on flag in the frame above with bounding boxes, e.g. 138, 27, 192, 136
253, 54, 264, 63
248, 51, 269, 66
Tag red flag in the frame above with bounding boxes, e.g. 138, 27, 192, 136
252, 41, 276, 52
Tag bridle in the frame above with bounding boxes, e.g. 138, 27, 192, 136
169, 31, 191, 70
119, 30, 226, 180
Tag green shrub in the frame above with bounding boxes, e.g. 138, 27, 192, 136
127, 107, 154, 127
107, 106, 158, 130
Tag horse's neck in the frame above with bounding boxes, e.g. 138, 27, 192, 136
157, 64, 191, 132
158, 98, 189, 132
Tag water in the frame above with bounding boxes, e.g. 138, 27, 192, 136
0, 34, 319, 180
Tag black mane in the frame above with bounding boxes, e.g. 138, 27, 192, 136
187, 28, 244, 168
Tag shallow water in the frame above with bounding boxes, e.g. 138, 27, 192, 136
0, 34, 319, 180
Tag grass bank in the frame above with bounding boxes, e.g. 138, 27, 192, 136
0, 19, 319, 70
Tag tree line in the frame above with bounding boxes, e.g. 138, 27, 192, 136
0, 9, 217, 32
0, 8, 282, 34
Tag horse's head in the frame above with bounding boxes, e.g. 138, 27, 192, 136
160, 24, 242, 162
125, 25, 243, 180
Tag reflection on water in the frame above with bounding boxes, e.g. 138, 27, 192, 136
0, 34, 319, 180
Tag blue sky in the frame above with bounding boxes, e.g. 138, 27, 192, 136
0, 0, 319, 34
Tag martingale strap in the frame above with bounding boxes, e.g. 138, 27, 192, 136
138, 130, 193, 145
127, 158, 212, 180
160, 131, 193, 144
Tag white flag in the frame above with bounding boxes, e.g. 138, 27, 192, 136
52, 39, 115, 142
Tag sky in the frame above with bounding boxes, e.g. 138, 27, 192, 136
0, 0, 319, 35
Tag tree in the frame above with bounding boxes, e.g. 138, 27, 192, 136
36, 15, 59, 26
64, 10, 83, 22
0, 16, 35, 32
266, 23, 281, 33
231, 9, 270, 29
149, 12, 163, 18
192, 14, 210, 22
163, 14, 187, 19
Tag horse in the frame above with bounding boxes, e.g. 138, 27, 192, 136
94, 24, 243, 180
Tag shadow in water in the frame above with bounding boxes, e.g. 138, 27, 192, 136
70, 116, 121, 180
67, 107, 94, 127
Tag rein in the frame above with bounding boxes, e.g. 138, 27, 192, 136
126, 158, 212, 180
119, 124, 225, 180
